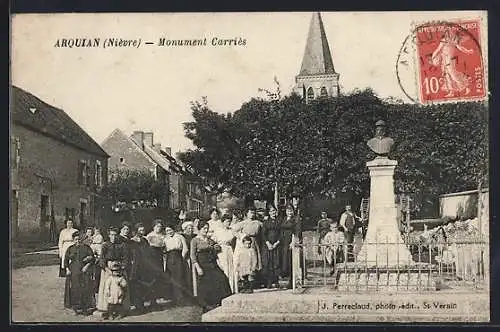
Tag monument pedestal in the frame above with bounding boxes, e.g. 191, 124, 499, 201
356, 157, 413, 266
336, 157, 429, 291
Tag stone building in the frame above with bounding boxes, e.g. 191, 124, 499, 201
101, 129, 212, 217
10, 86, 109, 242
294, 12, 340, 102
101, 129, 171, 208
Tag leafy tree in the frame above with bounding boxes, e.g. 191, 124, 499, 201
179, 89, 488, 217
99, 169, 169, 207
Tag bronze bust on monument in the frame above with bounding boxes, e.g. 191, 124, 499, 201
367, 120, 394, 157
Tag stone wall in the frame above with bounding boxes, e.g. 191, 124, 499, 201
11, 124, 108, 242
439, 189, 489, 235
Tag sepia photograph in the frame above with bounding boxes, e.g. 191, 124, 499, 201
10, 11, 490, 323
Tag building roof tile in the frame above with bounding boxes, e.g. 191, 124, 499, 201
11, 86, 109, 158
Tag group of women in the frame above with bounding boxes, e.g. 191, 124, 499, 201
58, 204, 303, 318
205, 204, 302, 292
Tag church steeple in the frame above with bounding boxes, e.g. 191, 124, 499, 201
295, 12, 340, 102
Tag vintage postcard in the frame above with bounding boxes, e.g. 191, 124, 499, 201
10, 11, 490, 323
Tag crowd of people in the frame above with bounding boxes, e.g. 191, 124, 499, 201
57, 203, 486, 319
57, 203, 311, 319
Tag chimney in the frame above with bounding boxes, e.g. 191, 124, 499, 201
131, 131, 144, 148
153, 143, 162, 153
143, 132, 153, 147
164, 147, 172, 156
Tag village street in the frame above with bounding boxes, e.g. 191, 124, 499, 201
11, 248, 203, 323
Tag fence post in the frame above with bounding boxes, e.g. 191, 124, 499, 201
291, 234, 304, 293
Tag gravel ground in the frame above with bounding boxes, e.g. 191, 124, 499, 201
11, 259, 203, 323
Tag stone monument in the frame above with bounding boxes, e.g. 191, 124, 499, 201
335, 120, 432, 292
356, 120, 414, 267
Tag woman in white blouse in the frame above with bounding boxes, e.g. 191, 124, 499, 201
163, 225, 192, 306
58, 219, 78, 277
212, 215, 237, 293
207, 208, 223, 232
145, 219, 167, 305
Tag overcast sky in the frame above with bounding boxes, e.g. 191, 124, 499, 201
11, 11, 487, 154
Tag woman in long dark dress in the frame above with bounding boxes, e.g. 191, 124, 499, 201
191, 221, 232, 312
261, 206, 282, 288
280, 205, 301, 288
163, 224, 192, 306
63, 231, 96, 315
181, 221, 195, 296
129, 223, 155, 313
145, 219, 167, 305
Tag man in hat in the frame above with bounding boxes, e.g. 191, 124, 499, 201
367, 120, 395, 157
339, 204, 361, 262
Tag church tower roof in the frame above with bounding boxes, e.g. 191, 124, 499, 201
298, 12, 336, 76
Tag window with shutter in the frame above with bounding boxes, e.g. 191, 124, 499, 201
95, 160, 102, 187
86, 161, 91, 186
78, 161, 85, 184
78, 160, 90, 185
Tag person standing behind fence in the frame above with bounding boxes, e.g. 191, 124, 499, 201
322, 221, 345, 275
316, 211, 333, 256
339, 204, 361, 262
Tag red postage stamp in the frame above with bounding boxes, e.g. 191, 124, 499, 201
414, 19, 486, 104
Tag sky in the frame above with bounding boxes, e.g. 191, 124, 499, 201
11, 11, 487, 154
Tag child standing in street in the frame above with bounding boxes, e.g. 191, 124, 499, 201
104, 262, 128, 320
234, 235, 259, 293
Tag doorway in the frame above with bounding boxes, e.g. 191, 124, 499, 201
41, 195, 49, 225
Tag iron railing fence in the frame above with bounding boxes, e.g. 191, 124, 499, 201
291, 238, 488, 293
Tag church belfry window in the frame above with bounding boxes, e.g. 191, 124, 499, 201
320, 87, 328, 97
307, 87, 314, 101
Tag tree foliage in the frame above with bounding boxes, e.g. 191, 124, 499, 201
99, 169, 169, 205
178, 89, 488, 214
